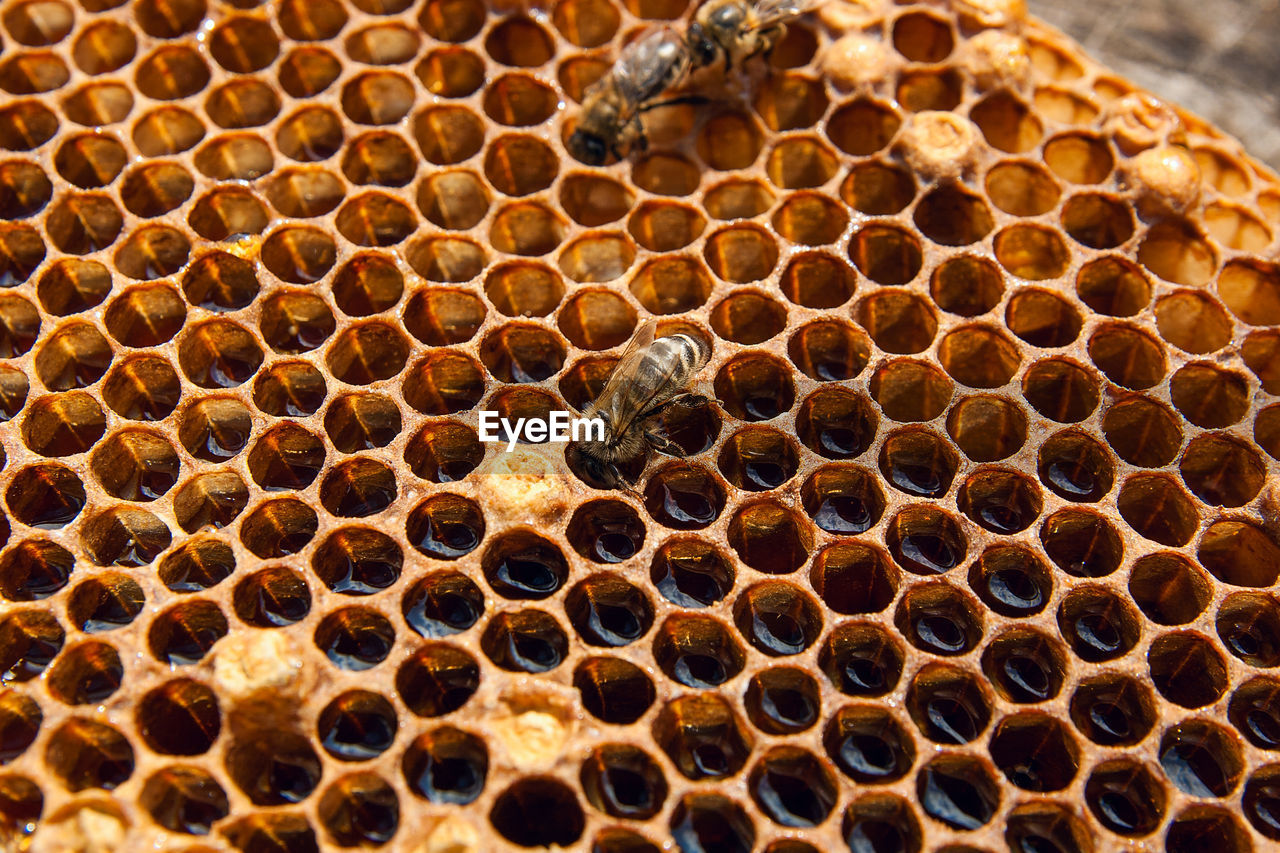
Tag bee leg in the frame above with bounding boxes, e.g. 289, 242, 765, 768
644, 430, 686, 458
670, 393, 709, 408
637, 95, 713, 113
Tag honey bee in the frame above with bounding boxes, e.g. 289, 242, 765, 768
686, 0, 826, 71
566, 320, 711, 489
567, 26, 694, 165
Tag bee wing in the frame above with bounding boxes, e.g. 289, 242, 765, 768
750, 0, 825, 28
594, 319, 656, 410
613, 26, 691, 103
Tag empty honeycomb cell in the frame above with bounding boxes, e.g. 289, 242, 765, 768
1138, 219, 1218, 287
232, 565, 311, 627
885, 504, 966, 573
897, 68, 962, 112
1206, 202, 1272, 250
317, 690, 397, 761
89, 428, 180, 501
479, 528, 567, 599
342, 72, 417, 127
754, 74, 829, 133
318, 772, 400, 846
402, 350, 485, 415
1083, 758, 1167, 837
1217, 592, 1280, 667
67, 81, 138, 128
1061, 193, 1134, 250
1042, 132, 1113, 185
478, 324, 565, 384
345, 21, 419, 65
871, 359, 954, 423
1037, 428, 1114, 502
1218, 258, 1280, 326
72, 19, 137, 75
704, 180, 775, 223
1116, 473, 1198, 546
653, 614, 745, 688
580, 743, 667, 821
177, 320, 263, 389
1180, 432, 1264, 507
771, 192, 849, 246
937, 326, 1021, 389
559, 233, 636, 283
820, 621, 904, 698
0, 294, 38, 357
917, 754, 1002, 832
104, 284, 186, 347
135, 45, 211, 100
330, 255, 404, 317
1005, 288, 1082, 348
320, 458, 398, 518
650, 537, 734, 609
276, 107, 344, 163
695, 113, 765, 172
1154, 290, 1233, 354
225, 726, 322, 807
968, 545, 1052, 618
1170, 362, 1249, 428
6, 464, 86, 530
481, 609, 569, 673
787, 321, 868, 382
1244, 766, 1280, 840
1148, 630, 1228, 709
490, 202, 566, 256
416, 46, 484, 99
765, 137, 838, 190
46, 193, 122, 254
560, 291, 638, 351
193, 133, 274, 181
205, 78, 283, 130
916, 185, 995, 247
259, 291, 336, 354
878, 427, 958, 499
1124, 553, 1209, 628
0, 691, 40, 762
1160, 720, 1243, 798
158, 537, 234, 593
849, 224, 923, 286
120, 163, 196, 220
80, 504, 172, 566
485, 16, 554, 68
485, 135, 559, 198
989, 712, 1080, 793
895, 582, 983, 656
702, 225, 778, 284
1086, 323, 1167, 390
266, 168, 345, 219
0, 100, 59, 152
741, 666, 820, 736
37, 258, 110, 315
402, 570, 484, 639
1040, 507, 1124, 578
985, 161, 1060, 217
733, 581, 821, 657
1230, 676, 1280, 749
132, 107, 204, 157
1069, 673, 1156, 748
983, 626, 1067, 705
404, 287, 485, 347
172, 471, 250, 532
278, 46, 342, 98
483, 74, 559, 128
46, 717, 134, 791
0, 608, 63, 682
413, 106, 485, 167
969, 92, 1042, 154
824, 703, 914, 785
747, 745, 836, 829
855, 291, 935, 354
0, 51, 70, 95
0, 160, 53, 220
176, 398, 250, 462
404, 420, 483, 484
47, 640, 122, 705
841, 793, 921, 853
53, 134, 126, 189
136, 679, 220, 757
551, 0, 619, 47
840, 162, 914, 217
1058, 584, 1140, 662
404, 726, 488, 805
20, 392, 105, 457
0, 224, 44, 285
0, 538, 74, 600
1100, 395, 1181, 468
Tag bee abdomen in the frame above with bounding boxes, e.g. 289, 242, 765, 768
650, 333, 711, 381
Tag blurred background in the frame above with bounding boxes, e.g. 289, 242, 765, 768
1028, 0, 1280, 172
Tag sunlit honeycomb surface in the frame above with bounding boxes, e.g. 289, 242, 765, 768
0, 0, 1279, 850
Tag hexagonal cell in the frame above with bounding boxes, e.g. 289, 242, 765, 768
404, 420, 483, 483
0, 608, 64, 682
982, 626, 1067, 705
1243, 764, 1280, 841
158, 536, 234, 593
36, 258, 110, 316
885, 504, 966, 574
480, 609, 569, 673
1159, 720, 1244, 799
402, 570, 484, 639
654, 692, 752, 782
747, 745, 836, 829
6, 464, 86, 530
849, 224, 922, 285
177, 319, 264, 389
316, 690, 397, 761
20, 392, 106, 457
90, 428, 180, 501
745, 666, 820, 735
313, 526, 404, 596
0, 538, 75, 601
1023, 366, 1099, 431
894, 582, 983, 656
970, 91, 1042, 153
574, 656, 655, 724
317, 772, 399, 847
404, 726, 488, 805
45, 717, 134, 792
653, 613, 745, 688
402, 350, 486, 415
81, 505, 172, 567
324, 393, 402, 453
1138, 219, 1217, 287
841, 793, 922, 853
320, 458, 398, 518
47, 641, 122, 705
871, 359, 953, 423
404, 286, 485, 345
989, 712, 1080, 793
233, 566, 311, 628
477, 528, 564, 599
136, 679, 220, 756
824, 703, 914, 783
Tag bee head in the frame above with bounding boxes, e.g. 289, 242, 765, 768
565, 443, 624, 490
568, 129, 610, 166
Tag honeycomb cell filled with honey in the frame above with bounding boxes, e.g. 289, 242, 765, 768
0, 0, 1278, 850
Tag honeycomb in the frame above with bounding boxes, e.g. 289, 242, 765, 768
0, 0, 1279, 849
